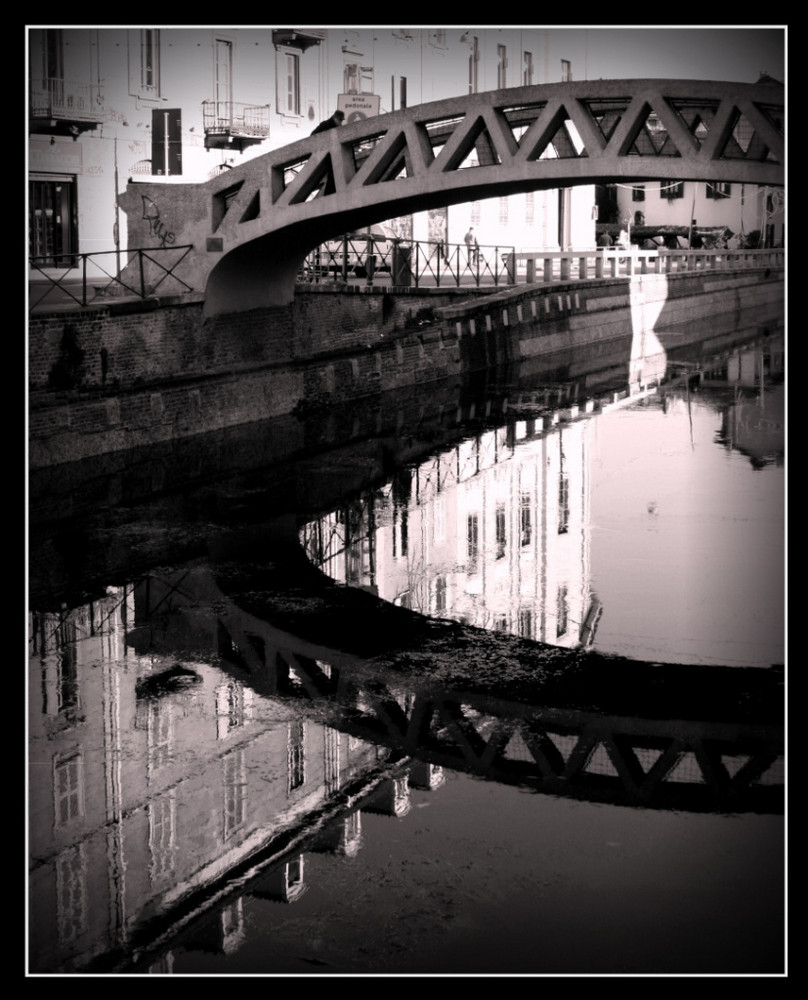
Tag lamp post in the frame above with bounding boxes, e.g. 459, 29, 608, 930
113, 133, 121, 277
104, 119, 129, 279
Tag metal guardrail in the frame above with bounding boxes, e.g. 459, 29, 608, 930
28, 246, 194, 312
299, 239, 784, 289
300, 237, 516, 288
29, 242, 783, 313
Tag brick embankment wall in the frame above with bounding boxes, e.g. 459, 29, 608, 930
28, 271, 783, 470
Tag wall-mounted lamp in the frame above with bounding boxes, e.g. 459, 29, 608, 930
459, 32, 471, 44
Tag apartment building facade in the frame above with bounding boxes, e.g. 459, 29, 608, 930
28, 26, 599, 284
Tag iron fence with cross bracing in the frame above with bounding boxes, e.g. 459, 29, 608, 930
29, 245, 194, 311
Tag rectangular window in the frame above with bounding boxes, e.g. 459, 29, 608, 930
495, 504, 506, 559
558, 475, 569, 534
216, 681, 244, 739
434, 575, 447, 612
497, 44, 508, 88
561, 59, 572, 82
525, 191, 535, 226
284, 52, 300, 114
467, 513, 479, 560
288, 720, 306, 792
471, 201, 481, 225
346, 541, 362, 584
556, 586, 569, 637
286, 857, 305, 894
214, 37, 232, 119
44, 28, 64, 84
469, 37, 479, 94
148, 794, 176, 882
499, 197, 509, 225
324, 728, 340, 795
520, 493, 532, 546
54, 752, 83, 825
223, 749, 246, 839
128, 28, 161, 98
523, 51, 533, 85
29, 175, 78, 267
518, 609, 533, 639
344, 63, 374, 94
706, 181, 731, 199
433, 496, 446, 542
660, 181, 684, 199
147, 701, 173, 771
393, 502, 408, 557
56, 844, 87, 944
141, 29, 160, 93
632, 185, 646, 202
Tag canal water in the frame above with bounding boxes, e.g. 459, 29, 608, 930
27, 325, 785, 976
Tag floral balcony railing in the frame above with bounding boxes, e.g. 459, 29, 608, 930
29, 77, 105, 123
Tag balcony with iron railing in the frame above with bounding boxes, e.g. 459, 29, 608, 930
29, 77, 105, 136
202, 101, 270, 151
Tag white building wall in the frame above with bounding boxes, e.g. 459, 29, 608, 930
29, 27, 604, 275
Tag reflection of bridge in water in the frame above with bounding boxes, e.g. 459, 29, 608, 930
29, 333, 784, 973
133, 551, 783, 816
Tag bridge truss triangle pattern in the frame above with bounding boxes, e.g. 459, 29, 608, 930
259, 79, 783, 217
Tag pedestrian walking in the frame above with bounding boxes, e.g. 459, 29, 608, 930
464, 227, 479, 264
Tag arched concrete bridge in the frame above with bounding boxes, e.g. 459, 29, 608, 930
118, 78, 784, 316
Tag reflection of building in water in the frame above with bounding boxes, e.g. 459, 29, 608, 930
27, 588, 423, 973
708, 338, 785, 469
300, 415, 600, 648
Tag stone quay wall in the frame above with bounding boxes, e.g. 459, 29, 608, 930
28, 269, 783, 470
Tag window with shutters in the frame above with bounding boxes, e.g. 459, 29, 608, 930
128, 29, 161, 99
497, 44, 508, 88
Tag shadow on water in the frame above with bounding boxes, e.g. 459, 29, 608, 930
28, 322, 784, 975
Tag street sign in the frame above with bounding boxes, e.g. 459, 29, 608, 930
337, 93, 381, 123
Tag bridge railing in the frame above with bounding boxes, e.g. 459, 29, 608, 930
299, 237, 516, 288
28, 246, 195, 312
299, 240, 783, 290
512, 246, 785, 283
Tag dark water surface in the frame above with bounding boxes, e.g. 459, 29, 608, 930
27, 327, 785, 976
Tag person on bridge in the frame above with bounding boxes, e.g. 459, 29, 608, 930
311, 109, 345, 135
464, 227, 479, 264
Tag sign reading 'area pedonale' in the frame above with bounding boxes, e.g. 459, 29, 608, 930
337, 93, 381, 123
